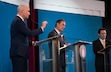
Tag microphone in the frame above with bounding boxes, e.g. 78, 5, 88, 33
61, 34, 64, 37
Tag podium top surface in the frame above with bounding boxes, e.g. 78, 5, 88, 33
59, 40, 92, 50
98, 45, 111, 52
33, 35, 59, 46
74, 40, 92, 45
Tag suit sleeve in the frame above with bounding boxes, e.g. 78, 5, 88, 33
93, 41, 98, 54
16, 20, 43, 37
93, 40, 103, 55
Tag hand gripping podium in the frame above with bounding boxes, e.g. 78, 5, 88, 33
61, 40, 92, 72
98, 45, 111, 72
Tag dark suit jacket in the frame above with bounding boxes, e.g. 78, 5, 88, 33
93, 39, 111, 66
10, 16, 43, 59
48, 29, 66, 67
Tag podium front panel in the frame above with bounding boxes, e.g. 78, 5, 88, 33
35, 39, 60, 72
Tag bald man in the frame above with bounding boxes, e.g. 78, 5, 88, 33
10, 5, 48, 72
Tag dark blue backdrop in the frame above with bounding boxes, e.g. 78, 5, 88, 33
0, 2, 17, 72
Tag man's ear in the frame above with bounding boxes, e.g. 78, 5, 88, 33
57, 23, 59, 26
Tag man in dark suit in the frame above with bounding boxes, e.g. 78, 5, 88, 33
10, 4, 48, 72
48, 19, 69, 72
93, 28, 111, 72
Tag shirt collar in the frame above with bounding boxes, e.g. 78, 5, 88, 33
17, 14, 24, 21
99, 38, 105, 42
54, 28, 61, 35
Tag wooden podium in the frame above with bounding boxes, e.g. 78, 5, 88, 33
98, 45, 111, 72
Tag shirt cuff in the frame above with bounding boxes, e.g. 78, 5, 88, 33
41, 27, 44, 31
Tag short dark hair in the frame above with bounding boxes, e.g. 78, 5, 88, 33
98, 28, 107, 34
55, 19, 65, 27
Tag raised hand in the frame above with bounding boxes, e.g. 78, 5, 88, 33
41, 21, 48, 29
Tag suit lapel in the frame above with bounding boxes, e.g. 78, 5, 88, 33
54, 30, 65, 47
53, 29, 59, 35
98, 39, 104, 49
